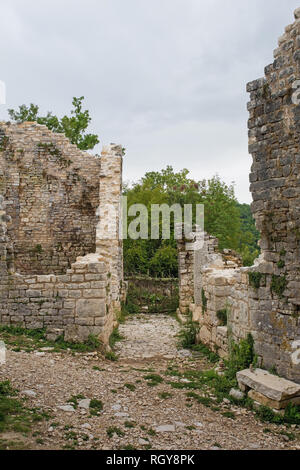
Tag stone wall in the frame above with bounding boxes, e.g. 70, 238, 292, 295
0, 122, 101, 275
177, 9, 300, 383
0, 124, 124, 345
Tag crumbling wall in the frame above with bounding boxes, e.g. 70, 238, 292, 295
247, 8, 300, 381
177, 232, 243, 358
0, 131, 123, 344
0, 122, 100, 275
177, 9, 300, 382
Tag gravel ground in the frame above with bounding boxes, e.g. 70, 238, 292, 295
0, 313, 299, 450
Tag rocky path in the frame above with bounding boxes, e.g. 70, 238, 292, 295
115, 314, 190, 360
0, 313, 299, 450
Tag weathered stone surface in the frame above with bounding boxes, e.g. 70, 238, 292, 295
155, 425, 175, 433
248, 389, 300, 410
22, 390, 37, 398
237, 369, 300, 402
57, 405, 76, 412
177, 9, 300, 384
76, 299, 106, 317
229, 388, 245, 401
0, 134, 124, 344
78, 399, 91, 410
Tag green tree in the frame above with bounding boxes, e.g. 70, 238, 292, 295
236, 203, 260, 266
8, 97, 99, 151
123, 167, 257, 277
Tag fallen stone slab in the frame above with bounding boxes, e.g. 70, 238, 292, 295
248, 389, 300, 410
237, 368, 300, 407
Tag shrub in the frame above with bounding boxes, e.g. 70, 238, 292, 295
271, 275, 288, 298
216, 309, 227, 326
191, 343, 219, 364
89, 399, 103, 415
177, 315, 199, 349
109, 328, 123, 349
248, 272, 263, 289
226, 334, 257, 380
284, 403, 300, 425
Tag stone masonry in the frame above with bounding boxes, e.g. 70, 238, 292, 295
0, 122, 124, 344
178, 9, 300, 383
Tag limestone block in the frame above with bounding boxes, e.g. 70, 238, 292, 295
75, 317, 95, 326
199, 325, 211, 345
76, 298, 106, 317
237, 368, 300, 402
64, 325, 102, 342
248, 389, 300, 410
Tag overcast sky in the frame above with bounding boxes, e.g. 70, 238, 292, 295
0, 0, 299, 203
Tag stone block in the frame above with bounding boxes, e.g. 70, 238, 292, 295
248, 389, 300, 410
237, 368, 300, 402
76, 298, 106, 317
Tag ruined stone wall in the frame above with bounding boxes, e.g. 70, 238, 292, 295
177, 233, 243, 358
0, 122, 101, 275
177, 231, 220, 316
0, 125, 123, 344
177, 9, 300, 383
246, 8, 300, 381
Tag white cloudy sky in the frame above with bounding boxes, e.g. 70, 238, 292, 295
0, 0, 299, 203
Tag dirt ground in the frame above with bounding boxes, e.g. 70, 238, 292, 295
0, 313, 299, 450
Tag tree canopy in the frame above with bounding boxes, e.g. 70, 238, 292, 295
8, 97, 99, 151
123, 166, 260, 277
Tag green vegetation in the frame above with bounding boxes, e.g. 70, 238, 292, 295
8, 97, 99, 151
106, 426, 125, 438
123, 282, 179, 315
158, 392, 173, 400
109, 327, 123, 349
226, 334, 257, 380
271, 275, 288, 298
248, 272, 264, 289
0, 324, 102, 353
277, 260, 285, 269
37, 142, 72, 167
0, 380, 51, 441
177, 315, 199, 349
124, 383, 136, 392
222, 411, 236, 420
67, 394, 85, 409
167, 335, 256, 405
177, 315, 220, 363
216, 308, 227, 326
186, 392, 214, 408
191, 343, 220, 363
105, 351, 118, 362
124, 421, 135, 428
255, 403, 300, 426
32, 244, 43, 254
143, 374, 164, 387
236, 203, 260, 266
89, 399, 103, 416
123, 167, 259, 278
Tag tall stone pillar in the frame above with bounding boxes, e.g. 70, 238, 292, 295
0, 195, 8, 277
96, 144, 123, 310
